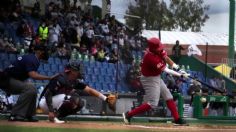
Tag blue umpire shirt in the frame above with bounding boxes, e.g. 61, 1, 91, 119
5, 54, 40, 81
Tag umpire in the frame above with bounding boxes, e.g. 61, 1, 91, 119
0, 45, 55, 122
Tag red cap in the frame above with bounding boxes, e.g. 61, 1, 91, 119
147, 37, 164, 51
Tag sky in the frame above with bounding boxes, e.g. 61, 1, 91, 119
91, 0, 235, 34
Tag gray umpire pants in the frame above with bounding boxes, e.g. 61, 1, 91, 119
3, 78, 37, 117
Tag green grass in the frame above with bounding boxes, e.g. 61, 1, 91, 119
0, 125, 152, 132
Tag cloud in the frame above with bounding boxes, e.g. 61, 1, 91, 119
204, 0, 229, 14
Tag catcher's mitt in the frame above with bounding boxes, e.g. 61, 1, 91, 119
106, 93, 118, 112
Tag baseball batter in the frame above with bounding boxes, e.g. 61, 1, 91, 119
39, 61, 117, 123
123, 37, 189, 125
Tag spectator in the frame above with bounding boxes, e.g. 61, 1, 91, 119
38, 21, 49, 43
230, 67, 236, 80
172, 40, 185, 63
96, 47, 106, 62
125, 63, 142, 92
165, 74, 180, 94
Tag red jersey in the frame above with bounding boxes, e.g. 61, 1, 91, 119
141, 49, 167, 76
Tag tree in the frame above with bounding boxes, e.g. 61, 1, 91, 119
125, 0, 209, 32
170, 0, 209, 31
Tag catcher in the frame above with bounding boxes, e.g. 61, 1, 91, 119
38, 61, 117, 123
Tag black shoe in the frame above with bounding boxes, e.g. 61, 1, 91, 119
122, 112, 131, 125
26, 116, 39, 122
174, 118, 188, 126
8, 115, 25, 122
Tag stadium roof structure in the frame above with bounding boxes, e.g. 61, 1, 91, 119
142, 30, 236, 46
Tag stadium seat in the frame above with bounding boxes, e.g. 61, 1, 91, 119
107, 67, 114, 75
43, 64, 50, 72
102, 83, 109, 92
95, 61, 102, 68
95, 83, 102, 91
47, 71, 54, 76
54, 57, 62, 65
3, 61, 10, 69
38, 65, 44, 72
86, 67, 93, 74
48, 57, 54, 64
50, 64, 59, 73
93, 67, 100, 75
58, 65, 64, 72
97, 75, 104, 83
0, 52, 8, 61
100, 68, 107, 76
90, 75, 97, 82
108, 63, 115, 69
101, 62, 109, 68
104, 76, 111, 82
107, 83, 116, 92
8, 53, 17, 62
61, 59, 68, 65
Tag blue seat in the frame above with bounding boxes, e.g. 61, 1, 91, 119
51, 64, 59, 73
102, 83, 109, 92
111, 76, 116, 82
104, 76, 111, 82
97, 75, 104, 83
47, 71, 54, 76
82, 61, 89, 67
108, 63, 115, 69
89, 61, 95, 68
95, 61, 102, 68
0, 52, 8, 61
108, 83, 116, 92
86, 67, 93, 74
90, 75, 97, 82
107, 67, 114, 75
95, 83, 102, 91
93, 67, 100, 75
3, 61, 10, 69
48, 57, 54, 64
0, 63, 3, 70
43, 64, 50, 72
38, 64, 44, 72
54, 58, 62, 65
62, 59, 68, 65
100, 68, 107, 75
39, 71, 46, 75
102, 62, 109, 68
58, 65, 64, 72
8, 53, 17, 62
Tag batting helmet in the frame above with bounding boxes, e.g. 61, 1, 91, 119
147, 37, 163, 51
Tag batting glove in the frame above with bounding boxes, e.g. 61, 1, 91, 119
172, 63, 180, 71
181, 72, 190, 79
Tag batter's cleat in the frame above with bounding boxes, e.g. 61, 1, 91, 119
122, 112, 131, 125
8, 115, 25, 122
174, 118, 188, 126
53, 117, 65, 124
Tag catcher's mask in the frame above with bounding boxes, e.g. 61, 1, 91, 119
65, 61, 84, 79
34, 45, 49, 61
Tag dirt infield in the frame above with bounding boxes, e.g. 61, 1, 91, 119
1, 120, 236, 132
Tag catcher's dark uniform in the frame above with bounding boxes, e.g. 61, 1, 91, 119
39, 73, 86, 118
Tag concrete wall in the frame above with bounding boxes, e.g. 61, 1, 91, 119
164, 44, 228, 64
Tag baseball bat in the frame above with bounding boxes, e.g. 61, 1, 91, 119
188, 76, 225, 93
